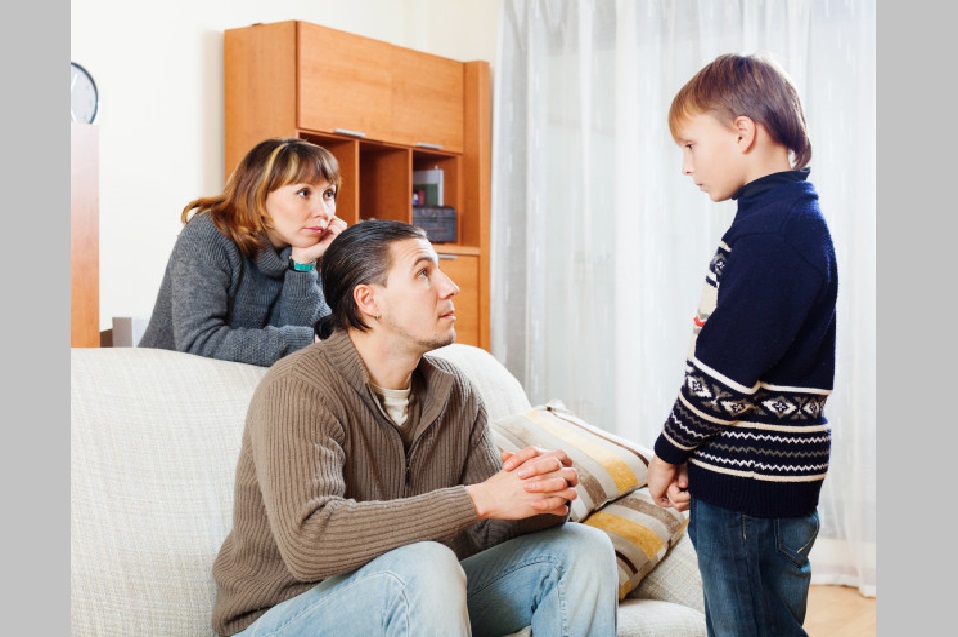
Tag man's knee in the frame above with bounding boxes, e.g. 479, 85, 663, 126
515, 523, 616, 586
380, 541, 467, 596
563, 523, 616, 572
545, 522, 615, 559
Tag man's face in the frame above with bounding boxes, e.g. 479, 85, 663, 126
675, 112, 748, 202
373, 237, 461, 353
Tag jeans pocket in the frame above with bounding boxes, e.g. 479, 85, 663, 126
775, 509, 820, 568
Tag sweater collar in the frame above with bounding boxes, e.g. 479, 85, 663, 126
732, 167, 810, 201
320, 329, 456, 430
254, 240, 292, 277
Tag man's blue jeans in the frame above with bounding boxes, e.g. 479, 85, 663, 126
688, 498, 820, 637
233, 523, 618, 637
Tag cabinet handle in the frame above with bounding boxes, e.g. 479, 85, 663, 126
438, 254, 457, 260
335, 128, 367, 138
415, 142, 444, 150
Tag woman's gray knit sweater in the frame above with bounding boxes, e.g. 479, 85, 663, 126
138, 213, 329, 366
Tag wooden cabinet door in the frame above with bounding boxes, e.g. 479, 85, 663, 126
391, 46, 464, 152
437, 253, 479, 347
297, 22, 393, 141
72, 123, 99, 348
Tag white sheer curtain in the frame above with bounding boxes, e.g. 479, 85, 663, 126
490, 0, 875, 596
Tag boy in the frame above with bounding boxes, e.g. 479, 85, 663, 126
648, 53, 837, 637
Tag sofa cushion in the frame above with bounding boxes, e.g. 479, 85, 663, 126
581, 488, 689, 599
629, 532, 705, 614
491, 400, 650, 522
616, 598, 706, 636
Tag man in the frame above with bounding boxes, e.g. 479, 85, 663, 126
212, 219, 618, 637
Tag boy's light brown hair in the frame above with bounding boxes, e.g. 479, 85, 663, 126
668, 53, 812, 169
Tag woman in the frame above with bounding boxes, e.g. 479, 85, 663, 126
139, 137, 346, 366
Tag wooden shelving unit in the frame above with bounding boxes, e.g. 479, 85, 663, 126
224, 20, 491, 349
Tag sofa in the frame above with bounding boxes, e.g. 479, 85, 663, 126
71, 343, 706, 636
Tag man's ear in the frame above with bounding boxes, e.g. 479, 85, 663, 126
353, 284, 380, 321
733, 115, 757, 152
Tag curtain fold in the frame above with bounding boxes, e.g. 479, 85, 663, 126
491, 0, 876, 595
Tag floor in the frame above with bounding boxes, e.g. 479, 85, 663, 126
804, 584, 876, 637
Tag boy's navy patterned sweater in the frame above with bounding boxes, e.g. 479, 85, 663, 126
654, 169, 837, 518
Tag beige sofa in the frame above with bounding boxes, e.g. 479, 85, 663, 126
71, 344, 705, 636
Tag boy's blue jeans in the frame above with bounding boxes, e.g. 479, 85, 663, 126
688, 498, 819, 637
233, 523, 618, 637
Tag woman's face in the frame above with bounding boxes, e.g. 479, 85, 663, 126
264, 180, 338, 248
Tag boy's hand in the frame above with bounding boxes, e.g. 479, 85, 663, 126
666, 462, 691, 512
649, 456, 691, 511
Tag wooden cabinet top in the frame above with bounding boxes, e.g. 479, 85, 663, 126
226, 20, 470, 151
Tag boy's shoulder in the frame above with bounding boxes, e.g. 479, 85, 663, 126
733, 178, 822, 230
729, 179, 833, 256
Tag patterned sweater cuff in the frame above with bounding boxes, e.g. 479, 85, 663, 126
654, 434, 690, 466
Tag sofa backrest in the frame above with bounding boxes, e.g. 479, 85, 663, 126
429, 343, 532, 421
71, 343, 529, 636
71, 348, 268, 636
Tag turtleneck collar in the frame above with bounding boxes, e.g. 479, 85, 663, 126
732, 167, 810, 201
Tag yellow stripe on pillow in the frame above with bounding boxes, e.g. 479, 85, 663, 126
526, 410, 642, 493
578, 488, 689, 599
583, 509, 664, 559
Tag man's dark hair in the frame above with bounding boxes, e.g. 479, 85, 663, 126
316, 219, 428, 338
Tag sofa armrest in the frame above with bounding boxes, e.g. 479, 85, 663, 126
628, 530, 704, 614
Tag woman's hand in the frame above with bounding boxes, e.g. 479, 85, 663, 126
291, 216, 348, 264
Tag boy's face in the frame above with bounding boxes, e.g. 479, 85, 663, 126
371, 237, 461, 352
674, 112, 749, 202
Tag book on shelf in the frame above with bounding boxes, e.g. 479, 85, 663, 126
412, 167, 444, 207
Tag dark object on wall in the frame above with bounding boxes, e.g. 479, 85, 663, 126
71, 62, 99, 124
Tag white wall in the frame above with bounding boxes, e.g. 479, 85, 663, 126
71, 0, 501, 330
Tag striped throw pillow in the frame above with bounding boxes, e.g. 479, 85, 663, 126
491, 400, 651, 522
580, 488, 689, 599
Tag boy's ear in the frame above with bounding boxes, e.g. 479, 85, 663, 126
733, 115, 757, 152
353, 284, 380, 320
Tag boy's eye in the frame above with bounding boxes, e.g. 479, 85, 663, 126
324, 188, 337, 201
296, 187, 310, 197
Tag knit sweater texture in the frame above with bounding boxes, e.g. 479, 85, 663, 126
653, 171, 837, 518
211, 330, 563, 636
138, 213, 328, 367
